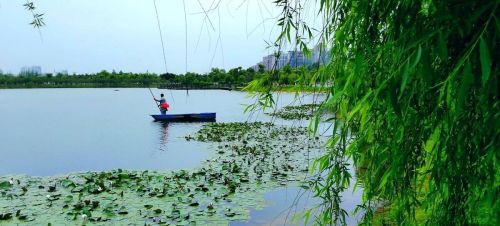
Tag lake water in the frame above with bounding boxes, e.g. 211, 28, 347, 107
0, 88, 361, 225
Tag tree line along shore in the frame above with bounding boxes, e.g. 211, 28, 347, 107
0, 65, 321, 91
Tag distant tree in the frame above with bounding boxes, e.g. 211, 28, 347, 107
307, 62, 319, 70
208, 68, 226, 84
282, 65, 292, 74
245, 68, 256, 83
160, 72, 176, 80
258, 64, 265, 73
97, 70, 110, 77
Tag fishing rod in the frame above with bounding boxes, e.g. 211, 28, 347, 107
148, 87, 160, 108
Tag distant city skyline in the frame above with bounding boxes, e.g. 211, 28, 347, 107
20, 65, 42, 75
1, 44, 328, 76
1, 43, 328, 76
252, 45, 330, 71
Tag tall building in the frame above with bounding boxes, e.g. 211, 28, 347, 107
287, 51, 307, 68
254, 46, 331, 71
262, 54, 276, 71
58, 70, 68, 75
276, 52, 289, 69
20, 66, 42, 76
311, 44, 329, 65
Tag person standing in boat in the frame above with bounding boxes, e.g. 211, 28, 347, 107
154, 93, 170, 115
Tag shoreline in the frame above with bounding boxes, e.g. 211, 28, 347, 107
0, 85, 326, 93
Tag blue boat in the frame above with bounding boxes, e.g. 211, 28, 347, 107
151, 112, 216, 122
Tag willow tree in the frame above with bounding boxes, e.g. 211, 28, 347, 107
251, 0, 499, 225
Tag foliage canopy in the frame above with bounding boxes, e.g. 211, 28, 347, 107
254, 0, 499, 225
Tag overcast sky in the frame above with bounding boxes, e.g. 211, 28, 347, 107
0, 0, 287, 74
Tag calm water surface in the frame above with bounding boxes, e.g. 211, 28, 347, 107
0, 88, 360, 225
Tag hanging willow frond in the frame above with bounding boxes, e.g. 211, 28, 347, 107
23, 1, 45, 29
251, 0, 500, 225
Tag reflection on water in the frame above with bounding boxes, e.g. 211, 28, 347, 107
158, 122, 169, 152
232, 187, 319, 226
234, 183, 363, 225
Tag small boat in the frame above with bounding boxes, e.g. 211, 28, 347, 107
151, 112, 216, 122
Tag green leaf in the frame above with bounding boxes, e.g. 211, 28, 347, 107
308, 115, 320, 135
347, 91, 372, 122
438, 32, 448, 60
457, 62, 473, 112
424, 125, 441, 153
303, 209, 312, 225
0, 181, 12, 190
411, 46, 422, 69
60, 179, 75, 188
399, 60, 410, 99
479, 37, 491, 87
379, 168, 393, 190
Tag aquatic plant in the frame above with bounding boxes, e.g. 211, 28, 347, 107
266, 104, 321, 120
0, 122, 323, 225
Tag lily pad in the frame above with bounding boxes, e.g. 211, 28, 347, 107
0, 122, 325, 225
